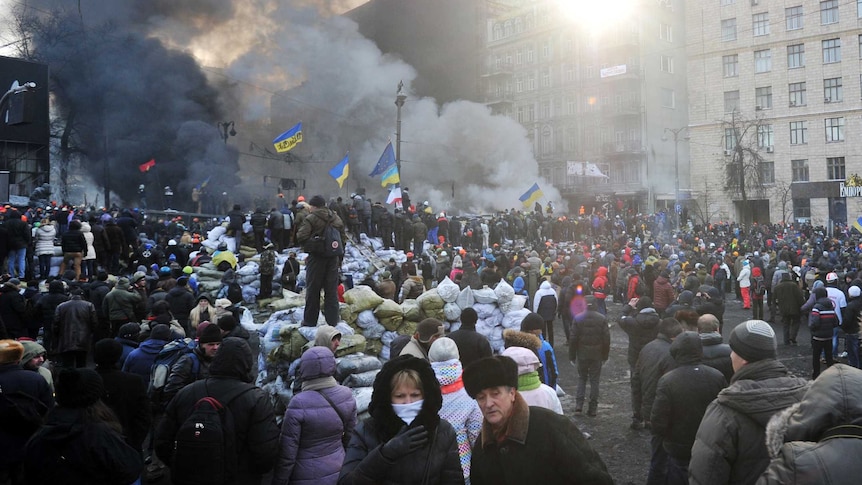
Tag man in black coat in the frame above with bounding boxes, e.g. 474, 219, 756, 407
571, 296, 611, 416
165, 278, 196, 336
651, 332, 727, 484
773, 272, 805, 346
93, 339, 150, 451
447, 307, 492, 369
695, 286, 726, 333
156, 338, 279, 485
619, 296, 661, 429
4, 209, 30, 279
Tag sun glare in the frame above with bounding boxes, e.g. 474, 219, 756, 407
556, 0, 635, 32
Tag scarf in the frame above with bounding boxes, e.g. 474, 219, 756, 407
518, 371, 541, 391
392, 400, 424, 425
301, 376, 338, 392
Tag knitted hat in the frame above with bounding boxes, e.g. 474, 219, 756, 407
729, 320, 777, 363
463, 355, 519, 397
116, 277, 130, 288
0, 339, 24, 364
501, 346, 541, 375
198, 322, 223, 344
429, 337, 460, 363
218, 315, 238, 332
93, 338, 123, 367
150, 324, 172, 341
850, 286, 861, 298
118, 322, 141, 340
520, 312, 545, 332
309, 195, 326, 208
416, 318, 445, 343
183, 266, 194, 275
215, 298, 232, 309
56, 368, 104, 408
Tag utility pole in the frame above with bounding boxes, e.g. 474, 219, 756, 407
395, 81, 407, 185
664, 126, 689, 232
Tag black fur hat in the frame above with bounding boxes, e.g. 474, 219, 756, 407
463, 355, 519, 398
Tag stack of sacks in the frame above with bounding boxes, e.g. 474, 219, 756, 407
335, 353, 382, 389
416, 288, 445, 321
436, 277, 462, 330
256, 309, 305, 386
268, 289, 307, 312
342, 286, 384, 326
200, 224, 238, 254
472, 288, 506, 353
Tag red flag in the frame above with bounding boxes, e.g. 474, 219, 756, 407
138, 159, 155, 173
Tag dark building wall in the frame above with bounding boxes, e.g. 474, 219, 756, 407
346, 0, 482, 104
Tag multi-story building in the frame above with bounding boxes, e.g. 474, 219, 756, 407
481, 0, 689, 214
687, 0, 862, 225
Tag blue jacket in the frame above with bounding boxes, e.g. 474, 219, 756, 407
122, 338, 168, 383
537, 336, 559, 389
115, 337, 138, 368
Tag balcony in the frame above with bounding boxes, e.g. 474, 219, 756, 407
483, 90, 515, 106
601, 102, 641, 117
481, 61, 515, 78
602, 141, 645, 154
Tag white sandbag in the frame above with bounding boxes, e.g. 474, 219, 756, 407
380, 344, 390, 361
239, 306, 262, 332
455, 287, 475, 309
362, 322, 386, 340
473, 286, 498, 304
239, 274, 258, 285
208, 225, 227, 240
443, 302, 461, 322
473, 303, 498, 320
335, 322, 355, 337
241, 285, 257, 303
381, 331, 399, 346
502, 308, 531, 329
236, 262, 259, 275
335, 353, 383, 382
352, 387, 374, 415
297, 326, 318, 342
218, 235, 237, 253
436, 277, 460, 303
494, 280, 515, 311
356, 310, 380, 329
449, 321, 461, 332
510, 295, 528, 310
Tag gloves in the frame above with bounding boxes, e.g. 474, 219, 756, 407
380, 425, 429, 461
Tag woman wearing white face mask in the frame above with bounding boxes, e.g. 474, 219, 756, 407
339, 355, 464, 485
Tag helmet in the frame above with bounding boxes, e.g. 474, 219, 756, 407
297, 195, 305, 202
826, 272, 838, 282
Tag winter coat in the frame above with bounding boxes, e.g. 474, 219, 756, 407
651, 332, 727, 461
122, 338, 169, 384
773, 279, 804, 316
399, 337, 429, 360
843, 296, 862, 335
689, 359, 809, 485
250, 211, 268, 232
103, 286, 144, 322
104, 223, 125, 254
571, 309, 610, 362
470, 392, 612, 485
0, 363, 54, 470
375, 278, 397, 301
737, 265, 752, 288
5, 213, 30, 250
809, 296, 838, 340
758, 364, 862, 485
156, 338, 279, 485
400, 275, 424, 302
432, 358, 483, 484
652, 276, 675, 312
24, 406, 142, 484
162, 347, 213, 402
503, 330, 557, 389
338, 355, 464, 485
52, 297, 97, 354
700, 332, 734, 382
295, 208, 346, 256
632, 334, 677, 422
532, 281, 557, 320
0, 284, 27, 338
165, 286, 196, 324
81, 222, 96, 261
273, 347, 357, 485
447, 326, 492, 369
591, 266, 609, 299
60, 227, 87, 255
85, 280, 110, 318
619, 307, 661, 368
96, 367, 151, 450
34, 223, 57, 256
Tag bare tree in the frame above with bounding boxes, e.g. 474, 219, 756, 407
772, 180, 793, 225
691, 179, 722, 226
721, 110, 769, 224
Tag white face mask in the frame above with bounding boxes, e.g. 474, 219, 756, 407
392, 400, 424, 425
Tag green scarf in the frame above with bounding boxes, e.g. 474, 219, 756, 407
518, 371, 541, 391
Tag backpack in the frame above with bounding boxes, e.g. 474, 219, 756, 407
149, 338, 200, 408
304, 217, 344, 258
170, 382, 254, 485
635, 277, 647, 297
227, 282, 243, 304
752, 276, 766, 296
715, 267, 727, 281
0, 384, 47, 436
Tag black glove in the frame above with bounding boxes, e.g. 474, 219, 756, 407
381, 425, 429, 461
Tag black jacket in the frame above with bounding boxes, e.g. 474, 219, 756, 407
447, 326, 493, 369
156, 338, 279, 484
0, 363, 54, 469
85, 280, 111, 318
60, 229, 87, 254
0, 284, 28, 338
4, 214, 30, 250
619, 307, 661, 367
53, 297, 97, 354
633, 334, 677, 422
700, 332, 734, 382
96, 367, 151, 449
571, 309, 610, 361
843, 295, 862, 335
651, 332, 727, 460
165, 286, 196, 323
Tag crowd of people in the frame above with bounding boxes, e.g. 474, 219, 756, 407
2, 193, 862, 484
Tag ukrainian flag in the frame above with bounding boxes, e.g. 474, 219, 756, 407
519, 183, 543, 208
273, 122, 303, 153
329, 153, 350, 188
852, 216, 862, 234
381, 164, 400, 187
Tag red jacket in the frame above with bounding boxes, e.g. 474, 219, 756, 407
652, 276, 675, 311
592, 267, 609, 300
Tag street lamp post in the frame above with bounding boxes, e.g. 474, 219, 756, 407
395, 82, 407, 184
218, 121, 236, 144
663, 127, 689, 232
0, 81, 37, 123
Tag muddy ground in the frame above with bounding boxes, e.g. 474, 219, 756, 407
554, 298, 816, 485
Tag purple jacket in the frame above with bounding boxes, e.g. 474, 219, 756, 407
272, 346, 357, 485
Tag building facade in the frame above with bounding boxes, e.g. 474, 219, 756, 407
687, 0, 862, 225
481, 0, 689, 215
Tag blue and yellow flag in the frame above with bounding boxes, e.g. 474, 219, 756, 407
369, 142, 395, 176
273, 122, 303, 153
328, 153, 350, 188
381, 164, 400, 187
519, 183, 543, 208
852, 216, 862, 234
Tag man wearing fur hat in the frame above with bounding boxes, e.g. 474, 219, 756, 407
463, 355, 612, 484
689, 320, 809, 484
295, 194, 346, 327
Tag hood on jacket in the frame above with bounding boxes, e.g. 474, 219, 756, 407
208, 337, 254, 383
298, 346, 337, 381
765, 364, 862, 457
678, 290, 694, 305
539, 280, 552, 290
718, 359, 809, 427
80, 222, 91, 233
139, 338, 168, 354
313, 325, 342, 348
368, 355, 442, 440
752, 267, 762, 277
561, 276, 573, 288
595, 266, 608, 278
20, 340, 47, 363
501, 346, 541, 375
811, 280, 824, 291
670, 331, 703, 366
502, 329, 542, 351
656, 275, 670, 285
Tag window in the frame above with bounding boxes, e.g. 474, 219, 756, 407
757, 124, 774, 148
793, 199, 811, 219
527, 76, 536, 90
661, 88, 675, 108
789, 82, 807, 106
827, 156, 845, 179
786, 6, 804, 30
541, 101, 550, 119
755, 49, 772, 73
792, 159, 809, 181
566, 98, 576, 115
660, 23, 673, 42
790, 121, 808, 144
660, 55, 674, 73
542, 69, 551, 88
753, 13, 770, 36
526, 47, 534, 63
516, 50, 523, 65
721, 0, 735, 5
542, 42, 550, 59
725, 128, 738, 150
565, 65, 575, 83
755, 86, 773, 109
516, 78, 523, 92
822, 38, 841, 63
820, 0, 839, 24
723, 54, 739, 77
859, 35, 862, 58
787, 44, 805, 68
825, 117, 844, 142
761, 161, 775, 184
722, 18, 737, 41
824, 77, 842, 103
517, 106, 525, 123
859, 0, 862, 18
724, 90, 740, 112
